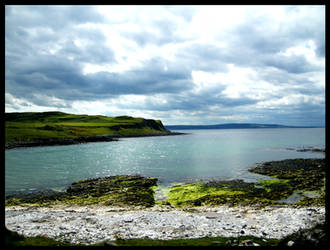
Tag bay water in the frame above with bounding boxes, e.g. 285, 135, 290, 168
5, 128, 325, 195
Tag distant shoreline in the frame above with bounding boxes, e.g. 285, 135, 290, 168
5, 131, 187, 150
165, 124, 324, 130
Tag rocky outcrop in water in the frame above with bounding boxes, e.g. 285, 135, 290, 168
286, 147, 325, 153
250, 158, 325, 191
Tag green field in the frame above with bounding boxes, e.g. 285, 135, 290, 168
5, 111, 169, 148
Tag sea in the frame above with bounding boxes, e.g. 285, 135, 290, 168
5, 128, 325, 196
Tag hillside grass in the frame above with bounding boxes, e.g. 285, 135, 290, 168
5, 112, 167, 145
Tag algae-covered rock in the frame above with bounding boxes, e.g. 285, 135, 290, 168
250, 158, 326, 206
165, 158, 325, 208
66, 175, 158, 207
250, 158, 325, 179
166, 180, 273, 207
6, 175, 158, 208
5, 189, 71, 206
250, 158, 325, 192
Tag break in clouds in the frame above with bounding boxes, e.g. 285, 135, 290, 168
5, 5, 325, 126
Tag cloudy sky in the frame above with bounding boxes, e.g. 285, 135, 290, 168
5, 5, 325, 126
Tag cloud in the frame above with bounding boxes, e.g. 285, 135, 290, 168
5, 5, 105, 29
263, 54, 318, 74
5, 7, 192, 101
84, 58, 193, 96
120, 18, 187, 47
6, 52, 193, 101
5, 5, 325, 126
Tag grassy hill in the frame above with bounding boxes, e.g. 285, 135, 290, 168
5, 111, 173, 149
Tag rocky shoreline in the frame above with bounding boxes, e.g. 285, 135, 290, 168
286, 147, 325, 153
5, 131, 186, 150
5, 157, 326, 246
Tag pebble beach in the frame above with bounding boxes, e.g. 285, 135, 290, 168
5, 204, 325, 245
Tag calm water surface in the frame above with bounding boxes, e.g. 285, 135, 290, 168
5, 128, 325, 195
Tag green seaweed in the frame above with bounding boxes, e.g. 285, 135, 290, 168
166, 180, 274, 207
257, 179, 291, 193
165, 158, 325, 208
167, 182, 245, 207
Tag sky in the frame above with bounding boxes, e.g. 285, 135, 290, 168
5, 5, 325, 126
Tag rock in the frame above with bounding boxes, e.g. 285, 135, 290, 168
239, 240, 253, 246
206, 215, 217, 219
30, 215, 52, 223
287, 240, 295, 246
6, 175, 158, 208
85, 217, 98, 224
5, 206, 325, 246
6, 189, 68, 204
193, 200, 202, 206
104, 241, 118, 246
280, 223, 327, 247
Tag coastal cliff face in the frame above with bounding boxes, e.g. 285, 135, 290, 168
5, 112, 174, 149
